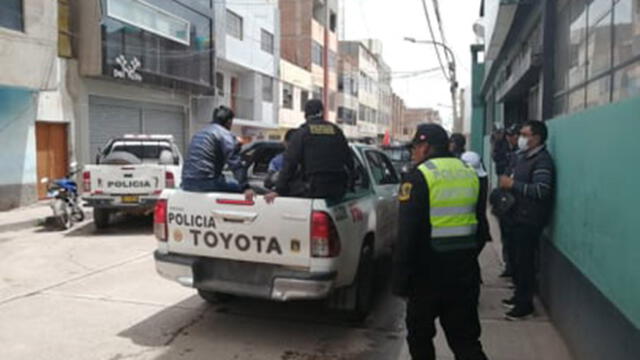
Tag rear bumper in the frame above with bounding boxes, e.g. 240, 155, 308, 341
83, 195, 158, 209
154, 251, 335, 301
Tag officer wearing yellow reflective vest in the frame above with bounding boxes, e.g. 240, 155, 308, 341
392, 124, 490, 360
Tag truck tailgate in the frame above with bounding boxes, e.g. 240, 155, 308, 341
89, 165, 166, 195
166, 192, 313, 267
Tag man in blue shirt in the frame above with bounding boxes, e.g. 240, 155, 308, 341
264, 129, 296, 189
181, 106, 253, 200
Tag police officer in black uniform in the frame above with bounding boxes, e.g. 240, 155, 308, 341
392, 124, 489, 360
265, 99, 354, 203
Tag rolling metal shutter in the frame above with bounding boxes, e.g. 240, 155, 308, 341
89, 96, 186, 161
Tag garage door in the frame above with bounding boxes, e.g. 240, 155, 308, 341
89, 96, 186, 161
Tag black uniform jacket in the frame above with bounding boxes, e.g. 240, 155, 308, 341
275, 119, 354, 197
391, 153, 491, 297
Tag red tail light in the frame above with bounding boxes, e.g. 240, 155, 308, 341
82, 171, 91, 193
154, 199, 168, 242
311, 211, 341, 258
165, 171, 175, 189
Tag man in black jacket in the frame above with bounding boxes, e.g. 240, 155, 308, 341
392, 124, 489, 360
499, 120, 555, 320
265, 99, 354, 203
497, 124, 520, 278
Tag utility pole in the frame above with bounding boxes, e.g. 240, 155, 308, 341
405, 37, 459, 131
323, 1, 330, 121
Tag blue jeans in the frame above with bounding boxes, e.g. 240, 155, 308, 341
182, 177, 242, 193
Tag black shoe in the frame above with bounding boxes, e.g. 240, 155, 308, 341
501, 298, 515, 309
505, 307, 534, 321
499, 270, 513, 278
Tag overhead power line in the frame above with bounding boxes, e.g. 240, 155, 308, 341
431, 0, 451, 64
419, 0, 449, 82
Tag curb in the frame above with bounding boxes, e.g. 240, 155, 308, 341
0, 218, 45, 233
0, 209, 94, 233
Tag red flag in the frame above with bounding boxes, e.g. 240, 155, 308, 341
383, 130, 391, 146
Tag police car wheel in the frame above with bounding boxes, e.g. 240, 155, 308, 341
327, 243, 375, 322
198, 289, 234, 304
93, 209, 110, 229
353, 244, 375, 320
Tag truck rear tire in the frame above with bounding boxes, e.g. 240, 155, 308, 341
327, 243, 375, 322
197, 289, 234, 304
93, 208, 111, 229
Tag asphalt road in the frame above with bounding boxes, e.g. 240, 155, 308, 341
0, 216, 408, 360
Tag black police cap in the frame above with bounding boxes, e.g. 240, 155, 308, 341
411, 123, 449, 147
305, 99, 324, 119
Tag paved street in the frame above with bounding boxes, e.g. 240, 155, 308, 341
0, 216, 572, 360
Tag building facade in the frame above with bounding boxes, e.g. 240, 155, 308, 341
214, 0, 280, 140
339, 41, 381, 139
391, 93, 407, 142
399, 108, 442, 142
279, 0, 339, 122
0, 0, 65, 210
70, 0, 217, 165
276, 60, 313, 136
475, 1, 640, 359
337, 55, 360, 138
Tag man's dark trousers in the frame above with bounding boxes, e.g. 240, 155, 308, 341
499, 219, 516, 275
512, 223, 543, 310
405, 284, 488, 360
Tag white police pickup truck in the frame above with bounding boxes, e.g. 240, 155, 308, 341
153, 144, 400, 318
83, 135, 182, 229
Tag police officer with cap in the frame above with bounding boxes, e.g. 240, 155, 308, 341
182, 106, 253, 200
392, 123, 489, 360
265, 99, 354, 203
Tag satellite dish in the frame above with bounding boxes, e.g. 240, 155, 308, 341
473, 20, 485, 39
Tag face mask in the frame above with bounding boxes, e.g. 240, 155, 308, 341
518, 136, 530, 151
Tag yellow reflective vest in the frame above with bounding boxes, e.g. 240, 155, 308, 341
418, 158, 480, 252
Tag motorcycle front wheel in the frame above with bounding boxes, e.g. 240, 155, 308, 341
53, 199, 73, 230
71, 203, 85, 222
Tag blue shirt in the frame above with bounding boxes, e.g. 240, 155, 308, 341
268, 153, 285, 172
182, 123, 247, 187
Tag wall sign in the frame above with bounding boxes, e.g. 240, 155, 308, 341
113, 55, 143, 82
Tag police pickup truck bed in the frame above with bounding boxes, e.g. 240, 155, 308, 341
154, 144, 400, 317
83, 135, 182, 229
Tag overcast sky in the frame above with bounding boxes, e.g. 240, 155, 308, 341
343, 0, 483, 129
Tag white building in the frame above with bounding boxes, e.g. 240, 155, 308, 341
277, 60, 313, 135
214, 0, 280, 140
0, 0, 62, 209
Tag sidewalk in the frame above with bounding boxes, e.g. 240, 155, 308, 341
397, 220, 574, 360
0, 202, 92, 232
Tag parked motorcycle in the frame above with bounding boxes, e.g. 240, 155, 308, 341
41, 162, 85, 230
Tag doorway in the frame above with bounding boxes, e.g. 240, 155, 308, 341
36, 123, 68, 199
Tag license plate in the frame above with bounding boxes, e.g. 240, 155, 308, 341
121, 195, 139, 204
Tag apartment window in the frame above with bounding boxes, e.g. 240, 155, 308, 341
58, 0, 73, 57
329, 91, 336, 110
262, 75, 274, 103
300, 90, 310, 110
329, 11, 337, 33
106, 0, 191, 45
216, 72, 224, 96
338, 107, 356, 125
227, 10, 243, 40
0, 0, 23, 31
312, 41, 324, 66
329, 51, 337, 69
553, 0, 640, 115
282, 83, 294, 109
261, 29, 274, 54
312, 86, 323, 100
